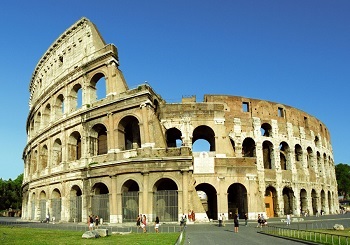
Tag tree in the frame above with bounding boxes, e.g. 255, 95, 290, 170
0, 174, 23, 211
335, 163, 350, 199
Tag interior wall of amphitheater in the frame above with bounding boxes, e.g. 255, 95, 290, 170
21, 17, 339, 224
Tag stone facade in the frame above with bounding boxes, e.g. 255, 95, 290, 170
21, 17, 339, 224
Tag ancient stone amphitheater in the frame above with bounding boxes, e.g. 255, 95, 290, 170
21, 17, 339, 224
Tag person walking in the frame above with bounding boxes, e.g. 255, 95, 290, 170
95, 215, 99, 228
154, 216, 160, 233
141, 214, 147, 233
222, 213, 226, 227
88, 215, 94, 231
286, 213, 291, 226
218, 213, 223, 227
136, 214, 141, 229
244, 213, 248, 226
233, 212, 239, 233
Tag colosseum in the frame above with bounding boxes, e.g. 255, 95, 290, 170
21, 17, 339, 224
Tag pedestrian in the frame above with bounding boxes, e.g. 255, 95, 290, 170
154, 216, 160, 233
286, 213, 291, 226
218, 213, 223, 227
141, 214, 147, 233
136, 214, 141, 229
88, 215, 94, 231
95, 215, 99, 228
257, 214, 261, 228
244, 213, 248, 226
222, 213, 226, 227
233, 212, 239, 232
46, 214, 50, 223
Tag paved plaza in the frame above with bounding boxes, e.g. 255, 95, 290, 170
1, 213, 350, 244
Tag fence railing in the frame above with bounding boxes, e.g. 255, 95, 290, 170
262, 225, 350, 245
0, 220, 182, 234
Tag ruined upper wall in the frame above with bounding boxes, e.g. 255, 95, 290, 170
28, 17, 113, 109
203, 94, 330, 141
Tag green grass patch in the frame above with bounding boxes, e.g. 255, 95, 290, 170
0, 225, 180, 245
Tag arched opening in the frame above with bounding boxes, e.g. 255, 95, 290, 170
92, 183, 110, 222
311, 189, 318, 215
118, 116, 141, 150
31, 193, 36, 220
327, 191, 332, 214
91, 73, 107, 101
230, 138, 236, 157
195, 183, 217, 220
32, 150, 38, 174
68, 131, 82, 161
166, 128, 182, 147
35, 112, 41, 131
192, 125, 215, 152
300, 189, 308, 216
279, 142, 290, 170
307, 147, 314, 169
265, 186, 277, 217
55, 94, 64, 118
122, 180, 140, 222
317, 152, 322, 174
53, 139, 62, 166
263, 141, 273, 169
39, 191, 47, 222
323, 153, 328, 176
314, 136, 321, 147
51, 189, 62, 222
228, 183, 247, 219
320, 190, 326, 214
70, 83, 83, 110
153, 178, 178, 222
294, 144, 302, 162
242, 137, 256, 157
43, 104, 51, 126
70, 185, 82, 222
91, 124, 108, 155
40, 145, 48, 171
283, 187, 294, 215
261, 123, 272, 137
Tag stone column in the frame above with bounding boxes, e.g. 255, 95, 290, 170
142, 172, 149, 216
182, 170, 189, 217
110, 176, 118, 223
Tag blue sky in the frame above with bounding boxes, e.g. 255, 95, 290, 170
0, 0, 349, 180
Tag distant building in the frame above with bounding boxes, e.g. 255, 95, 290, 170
21, 17, 339, 223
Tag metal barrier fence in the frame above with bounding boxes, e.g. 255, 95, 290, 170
262, 225, 350, 245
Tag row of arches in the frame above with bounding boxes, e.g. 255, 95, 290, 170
265, 186, 335, 217
25, 176, 336, 223
29, 72, 107, 138
26, 121, 333, 178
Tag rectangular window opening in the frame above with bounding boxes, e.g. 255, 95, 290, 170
304, 116, 308, 128
242, 102, 249, 112
278, 107, 284, 117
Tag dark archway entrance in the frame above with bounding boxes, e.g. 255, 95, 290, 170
153, 178, 178, 222
283, 187, 294, 215
300, 189, 308, 216
122, 180, 139, 222
228, 183, 247, 219
196, 183, 217, 220
70, 185, 82, 222
92, 183, 110, 222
